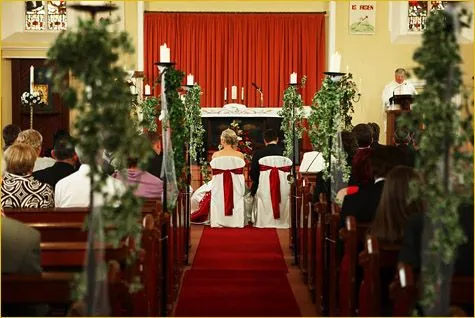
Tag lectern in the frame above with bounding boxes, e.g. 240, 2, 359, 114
386, 94, 414, 145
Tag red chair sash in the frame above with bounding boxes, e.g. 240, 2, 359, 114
212, 168, 244, 216
259, 164, 291, 219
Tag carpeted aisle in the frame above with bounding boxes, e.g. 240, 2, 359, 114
174, 227, 301, 317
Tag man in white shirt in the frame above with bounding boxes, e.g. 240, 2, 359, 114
381, 68, 417, 108
55, 149, 126, 208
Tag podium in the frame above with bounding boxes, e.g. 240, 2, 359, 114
386, 94, 414, 145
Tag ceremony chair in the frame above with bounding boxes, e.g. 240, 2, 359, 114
209, 156, 246, 228
254, 156, 292, 228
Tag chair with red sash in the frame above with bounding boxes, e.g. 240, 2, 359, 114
209, 156, 246, 228
254, 156, 292, 228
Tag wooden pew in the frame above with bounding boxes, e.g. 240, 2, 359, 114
390, 263, 474, 316
314, 197, 326, 316
338, 216, 357, 317
358, 235, 401, 316
305, 185, 317, 301
328, 203, 340, 317
4, 207, 89, 223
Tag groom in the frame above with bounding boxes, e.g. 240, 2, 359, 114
250, 129, 284, 196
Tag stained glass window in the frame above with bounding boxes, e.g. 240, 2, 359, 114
25, 1, 67, 31
408, 1, 447, 32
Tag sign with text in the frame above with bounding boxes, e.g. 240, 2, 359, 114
349, 1, 376, 34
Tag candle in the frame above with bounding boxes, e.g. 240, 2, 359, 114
231, 85, 237, 100
329, 52, 341, 72
290, 72, 297, 84
186, 73, 194, 86
241, 87, 244, 101
224, 87, 227, 101
130, 85, 137, 95
144, 84, 151, 96
30, 65, 34, 93
160, 43, 170, 63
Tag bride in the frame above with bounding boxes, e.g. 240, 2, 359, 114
190, 128, 245, 223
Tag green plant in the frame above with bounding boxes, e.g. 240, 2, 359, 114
47, 17, 152, 299
135, 96, 160, 132
278, 76, 307, 158
184, 85, 210, 182
398, 7, 473, 313
309, 74, 359, 183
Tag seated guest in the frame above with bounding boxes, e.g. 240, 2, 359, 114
399, 202, 474, 276
15, 129, 55, 172
394, 127, 416, 167
55, 147, 126, 208
250, 128, 283, 196
190, 128, 245, 223
114, 157, 163, 199
340, 146, 407, 229
146, 131, 163, 180
1, 143, 54, 208
370, 165, 424, 243
33, 135, 77, 189
368, 122, 382, 149
1, 215, 49, 317
349, 123, 373, 187
2, 124, 21, 151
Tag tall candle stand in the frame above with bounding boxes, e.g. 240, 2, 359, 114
154, 60, 175, 317
67, 3, 119, 317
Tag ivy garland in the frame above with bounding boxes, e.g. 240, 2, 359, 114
309, 74, 359, 183
398, 7, 473, 312
184, 85, 210, 182
160, 66, 188, 190
278, 76, 307, 158
47, 17, 152, 298
136, 97, 160, 133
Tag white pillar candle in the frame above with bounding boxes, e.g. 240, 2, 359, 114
186, 73, 194, 86
224, 87, 227, 101
160, 43, 170, 63
241, 87, 244, 101
144, 84, 151, 96
290, 72, 297, 84
130, 85, 137, 95
231, 85, 237, 100
330, 52, 341, 72
30, 65, 34, 93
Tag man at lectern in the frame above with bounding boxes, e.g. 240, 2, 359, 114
382, 68, 417, 107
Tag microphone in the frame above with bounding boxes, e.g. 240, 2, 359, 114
252, 82, 261, 91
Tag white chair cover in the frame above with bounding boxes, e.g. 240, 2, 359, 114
209, 156, 246, 228
254, 156, 292, 228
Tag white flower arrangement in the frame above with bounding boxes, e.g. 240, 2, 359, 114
21, 91, 42, 106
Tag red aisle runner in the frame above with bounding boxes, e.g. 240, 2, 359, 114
174, 227, 301, 317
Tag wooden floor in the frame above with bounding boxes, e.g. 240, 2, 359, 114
177, 225, 317, 317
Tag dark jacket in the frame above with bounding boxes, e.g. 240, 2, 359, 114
33, 161, 76, 189
250, 143, 284, 195
146, 152, 163, 180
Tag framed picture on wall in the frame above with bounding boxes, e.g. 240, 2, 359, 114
349, 1, 376, 34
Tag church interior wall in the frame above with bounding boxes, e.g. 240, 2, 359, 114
1, 1, 473, 146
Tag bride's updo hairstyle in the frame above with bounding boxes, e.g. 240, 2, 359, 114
220, 128, 238, 146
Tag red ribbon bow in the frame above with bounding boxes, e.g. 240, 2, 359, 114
212, 167, 244, 216
259, 164, 292, 219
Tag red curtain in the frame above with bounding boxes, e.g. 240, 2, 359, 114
144, 12, 325, 108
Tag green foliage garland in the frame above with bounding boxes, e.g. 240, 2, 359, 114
184, 85, 210, 182
399, 8, 473, 312
137, 96, 160, 132
160, 67, 187, 190
278, 77, 306, 158
309, 74, 359, 183
47, 17, 153, 298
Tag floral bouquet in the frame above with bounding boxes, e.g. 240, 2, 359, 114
21, 91, 42, 106
230, 120, 254, 162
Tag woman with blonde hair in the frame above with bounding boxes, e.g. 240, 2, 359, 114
1, 143, 54, 208
212, 128, 244, 160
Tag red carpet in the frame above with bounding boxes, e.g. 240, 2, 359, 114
192, 227, 288, 271
174, 227, 301, 317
